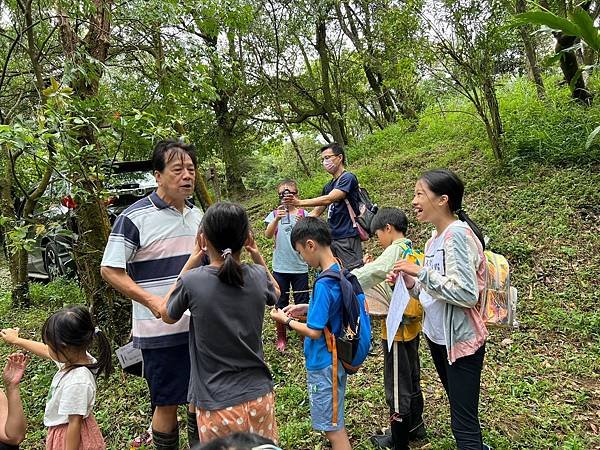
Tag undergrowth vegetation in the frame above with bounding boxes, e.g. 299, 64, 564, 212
1, 76, 599, 449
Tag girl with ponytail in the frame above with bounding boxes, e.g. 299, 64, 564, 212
388, 169, 490, 450
0, 306, 112, 449
162, 202, 281, 444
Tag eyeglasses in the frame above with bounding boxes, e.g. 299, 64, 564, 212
252, 445, 283, 450
278, 191, 298, 197
321, 154, 339, 161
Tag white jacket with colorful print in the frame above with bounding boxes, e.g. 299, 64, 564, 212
412, 221, 488, 363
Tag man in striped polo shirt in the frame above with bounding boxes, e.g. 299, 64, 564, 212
101, 140, 203, 450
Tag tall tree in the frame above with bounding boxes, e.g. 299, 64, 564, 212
0, 0, 59, 305
515, 0, 546, 99
427, 0, 510, 160
334, 0, 424, 125
55, 0, 126, 334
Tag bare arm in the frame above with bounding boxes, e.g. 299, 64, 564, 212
290, 188, 346, 208
309, 205, 327, 217
65, 415, 83, 450
270, 309, 322, 339
0, 353, 28, 445
265, 209, 285, 238
245, 234, 281, 299
160, 233, 213, 324
100, 266, 163, 317
0, 329, 51, 360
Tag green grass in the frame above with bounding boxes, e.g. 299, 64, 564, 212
1, 75, 600, 449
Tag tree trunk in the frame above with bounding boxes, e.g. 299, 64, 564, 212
315, 19, 347, 144
555, 33, 593, 104
218, 122, 245, 196
481, 78, 504, 160
194, 170, 213, 210
73, 174, 124, 337
210, 91, 245, 196
0, 145, 29, 306
516, 0, 545, 99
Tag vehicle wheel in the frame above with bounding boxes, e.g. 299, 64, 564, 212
45, 243, 65, 281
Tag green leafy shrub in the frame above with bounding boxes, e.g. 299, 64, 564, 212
500, 75, 600, 164
28, 278, 86, 309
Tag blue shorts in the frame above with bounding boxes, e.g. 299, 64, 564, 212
141, 344, 190, 406
307, 361, 347, 431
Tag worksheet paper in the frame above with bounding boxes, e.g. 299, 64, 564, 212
386, 276, 411, 351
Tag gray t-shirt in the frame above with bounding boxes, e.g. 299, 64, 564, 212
264, 210, 308, 273
167, 264, 277, 410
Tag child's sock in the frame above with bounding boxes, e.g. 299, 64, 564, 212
187, 410, 199, 446
152, 425, 179, 450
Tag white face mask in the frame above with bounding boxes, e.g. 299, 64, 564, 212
323, 157, 337, 172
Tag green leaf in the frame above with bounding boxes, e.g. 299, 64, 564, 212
569, 6, 600, 52
515, 11, 581, 37
569, 68, 583, 92
585, 125, 600, 149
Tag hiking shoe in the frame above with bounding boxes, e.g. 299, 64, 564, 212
369, 432, 393, 449
409, 423, 427, 441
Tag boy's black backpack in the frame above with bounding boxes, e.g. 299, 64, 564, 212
316, 267, 372, 375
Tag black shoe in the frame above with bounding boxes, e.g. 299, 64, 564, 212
369, 433, 393, 449
409, 422, 427, 441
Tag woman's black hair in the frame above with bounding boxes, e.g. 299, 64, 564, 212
420, 169, 486, 250
202, 202, 249, 287
370, 207, 408, 235
42, 306, 113, 378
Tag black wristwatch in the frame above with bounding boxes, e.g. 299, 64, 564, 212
285, 317, 294, 330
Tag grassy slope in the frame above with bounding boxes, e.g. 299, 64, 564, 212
248, 77, 600, 450
1, 77, 599, 449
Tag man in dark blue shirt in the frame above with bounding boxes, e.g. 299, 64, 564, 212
284, 143, 363, 270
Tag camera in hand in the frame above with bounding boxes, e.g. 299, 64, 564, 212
280, 188, 291, 224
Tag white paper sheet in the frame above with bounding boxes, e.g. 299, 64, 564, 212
386, 276, 411, 351
115, 341, 143, 369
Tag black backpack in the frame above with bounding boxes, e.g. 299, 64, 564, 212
317, 267, 372, 374
355, 186, 378, 236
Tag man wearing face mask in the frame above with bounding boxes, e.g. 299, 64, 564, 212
283, 142, 363, 270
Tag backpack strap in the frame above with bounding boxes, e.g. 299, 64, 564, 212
323, 327, 339, 428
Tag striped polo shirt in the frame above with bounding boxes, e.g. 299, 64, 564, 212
101, 192, 203, 349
